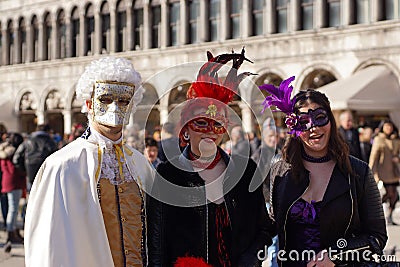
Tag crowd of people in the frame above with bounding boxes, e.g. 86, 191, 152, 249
0, 52, 397, 267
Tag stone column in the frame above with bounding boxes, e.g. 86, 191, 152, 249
342, 0, 351, 25
94, 10, 101, 55
143, 2, 151, 49
38, 20, 44, 61
110, 7, 116, 52
126, 3, 133, 50
26, 22, 33, 62
62, 110, 72, 135
220, 0, 228, 40
36, 110, 45, 125
14, 25, 21, 64
79, 12, 86, 56
315, 0, 325, 29
1, 26, 8, 65
65, 17, 72, 58
266, 0, 276, 34
180, 0, 188, 45
290, 0, 301, 31
52, 17, 58, 59
239, 102, 253, 133
199, 0, 208, 42
159, 95, 170, 124
161, 0, 168, 48
370, 0, 381, 22
242, 0, 251, 38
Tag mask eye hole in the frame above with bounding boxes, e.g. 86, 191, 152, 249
98, 96, 113, 105
117, 98, 131, 106
193, 119, 209, 127
298, 117, 310, 126
213, 121, 224, 129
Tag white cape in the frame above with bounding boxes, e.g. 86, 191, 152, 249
24, 138, 154, 267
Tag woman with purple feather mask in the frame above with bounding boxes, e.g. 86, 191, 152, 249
260, 77, 387, 266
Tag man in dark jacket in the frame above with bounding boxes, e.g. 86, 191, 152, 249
338, 111, 362, 159
13, 124, 57, 187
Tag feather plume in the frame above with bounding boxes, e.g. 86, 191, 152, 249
260, 76, 295, 114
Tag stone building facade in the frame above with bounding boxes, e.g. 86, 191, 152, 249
0, 0, 399, 136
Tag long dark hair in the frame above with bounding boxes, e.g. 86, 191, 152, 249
282, 89, 353, 180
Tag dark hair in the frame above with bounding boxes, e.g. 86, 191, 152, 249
282, 89, 352, 180
145, 137, 158, 148
378, 119, 398, 138
37, 124, 51, 132
9, 132, 24, 149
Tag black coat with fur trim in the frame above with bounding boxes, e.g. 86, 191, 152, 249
147, 147, 272, 267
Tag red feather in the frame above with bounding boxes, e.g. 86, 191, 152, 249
187, 48, 254, 104
174, 256, 213, 267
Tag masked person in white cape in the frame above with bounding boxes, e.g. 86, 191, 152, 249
24, 57, 154, 267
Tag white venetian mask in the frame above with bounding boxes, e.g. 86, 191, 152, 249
92, 81, 135, 127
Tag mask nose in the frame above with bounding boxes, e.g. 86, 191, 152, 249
107, 101, 119, 112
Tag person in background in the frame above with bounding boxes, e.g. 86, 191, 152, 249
261, 77, 387, 266
251, 119, 279, 267
24, 57, 154, 267
338, 110, 362, 159
148, 49, 270, 266
230, 125, 251, 157
157, 122, 180, 162
359, 126, 373, 163
0, 126, 8, 230
13, 124, 57, 189
144, 137, 162, 169
0, 132, 25, 252
369, 119, 400, 225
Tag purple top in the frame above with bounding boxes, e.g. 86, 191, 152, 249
285, 198, 322, 266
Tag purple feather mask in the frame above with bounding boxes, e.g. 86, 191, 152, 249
260, 76, 302, 136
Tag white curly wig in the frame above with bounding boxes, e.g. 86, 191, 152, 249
76, 57, 143, 114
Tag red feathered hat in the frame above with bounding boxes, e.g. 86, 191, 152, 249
179, 48, 254, 146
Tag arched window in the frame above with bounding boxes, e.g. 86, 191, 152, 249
133, 1, 144, 49
31, 16, 39, 62
229, 0, 241, 39
300, 69, 336, 90
151, 1, 161, 48
101, 2, 110, 53
169, 1, 180, 46
276, 0, 288, 33
71, 7, 79, 57
85, 4, 95, 56
327, 0, 341, 27
7, 20, 14, 65
19, 18, 27, 63
189, 0, 200, 43
57, 10, 66, 59
209, 0, 220, 41
116, 0, 127, 52
301, 0, 313, 30
44, 12, 52, 60
252, 0, 264, 36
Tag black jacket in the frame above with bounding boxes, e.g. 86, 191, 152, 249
269, 156, 387, 265
13, 131, 57, 183
339, 127, 362, 160
147, 147, 271, 266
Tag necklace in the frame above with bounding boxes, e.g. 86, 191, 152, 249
301, 148, 331, 163
189, 149, 222, 169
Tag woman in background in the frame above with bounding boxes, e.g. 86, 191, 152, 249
0, 132, 25, 252
369, 119, 400, 225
